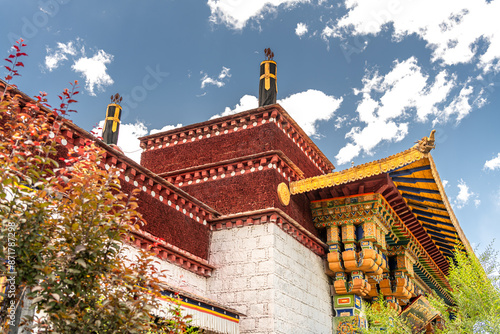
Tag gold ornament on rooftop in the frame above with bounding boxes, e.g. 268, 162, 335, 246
264, 47, 274, 60
110, 93, 123, 105
415, 129, 436, 153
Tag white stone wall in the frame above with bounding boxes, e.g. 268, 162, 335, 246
273, 226, 333, 334
208, 223, 275, 333
122, 244, 208, 297
207, 223, 333, 334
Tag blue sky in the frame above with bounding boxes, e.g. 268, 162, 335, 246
2, 0, 500, 254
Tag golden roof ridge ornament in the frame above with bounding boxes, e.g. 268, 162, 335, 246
415, 129, 436, 154
289, 130, 438, 195
264, 48, 274, 60
102, 93, 123, 145
259, 48, 277, 107
110, 93, 123, 105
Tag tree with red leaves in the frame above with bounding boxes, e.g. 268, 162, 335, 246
0, 40, 198, 333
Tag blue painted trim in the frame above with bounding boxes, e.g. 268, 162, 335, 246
412, 208, 450, 220
389, 165, 431, 177
392, 177, 435, 184
418, 216, 456, 229
397, 185, 440, 195
402, 193, 443, 204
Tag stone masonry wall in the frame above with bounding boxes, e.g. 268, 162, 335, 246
273, 225, 333, 333
207, 223, 333, 334
123, 244, 208, 297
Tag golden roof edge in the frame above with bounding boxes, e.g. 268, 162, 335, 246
290, 147, 425, 195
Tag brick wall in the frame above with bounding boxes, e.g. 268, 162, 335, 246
273, 225, 333, 333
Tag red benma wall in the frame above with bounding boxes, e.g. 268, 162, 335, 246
140, 123, 324, 178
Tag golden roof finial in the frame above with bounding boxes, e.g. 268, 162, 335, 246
264, 48, 274, 60
110, 93, 123, 105
416, 129, 436, 153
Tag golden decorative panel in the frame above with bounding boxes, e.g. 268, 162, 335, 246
277, 182, 290, 206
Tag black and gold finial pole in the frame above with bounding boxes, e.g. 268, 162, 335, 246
259, 48, 277, 107
102, 93, 123, 145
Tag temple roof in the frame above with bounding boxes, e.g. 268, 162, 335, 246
289, 139, 471, 264
389, 155, 469, 261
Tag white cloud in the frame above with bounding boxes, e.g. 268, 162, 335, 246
484, 153, 500, 171
331, 0, 500, 72
44, 39, 114, 96
335, 57, 480, 165
201, 66, 232, 89
211, 95, 258, 119
72, 50, 114, 96
96, 121, 148, 163
442, 179, 449, 188
218, 66, 231, 79
149, 123, 183, 135
45, 41, 77, 71
278, 89, 343, 138
207, 0, 309, 30
321, 25, 339, 40
93, 121, 186, 163
211, 89, 343, 138
334, 114, 349, 129
438, 84, 474, 125
454, 179, 480, 209
295, 22, 308, 37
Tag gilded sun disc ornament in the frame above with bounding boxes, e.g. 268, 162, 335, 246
277, 182, 291, 206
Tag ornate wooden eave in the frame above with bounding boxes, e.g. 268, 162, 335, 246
290, 147, 425, 195
312, 191, 453, 303
289, 134, 472, 302
289, 142, 471, 251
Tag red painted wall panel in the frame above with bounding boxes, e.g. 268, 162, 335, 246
182, 169, 319, 237
141, 123, 323, 178
120, 182, 210, 259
